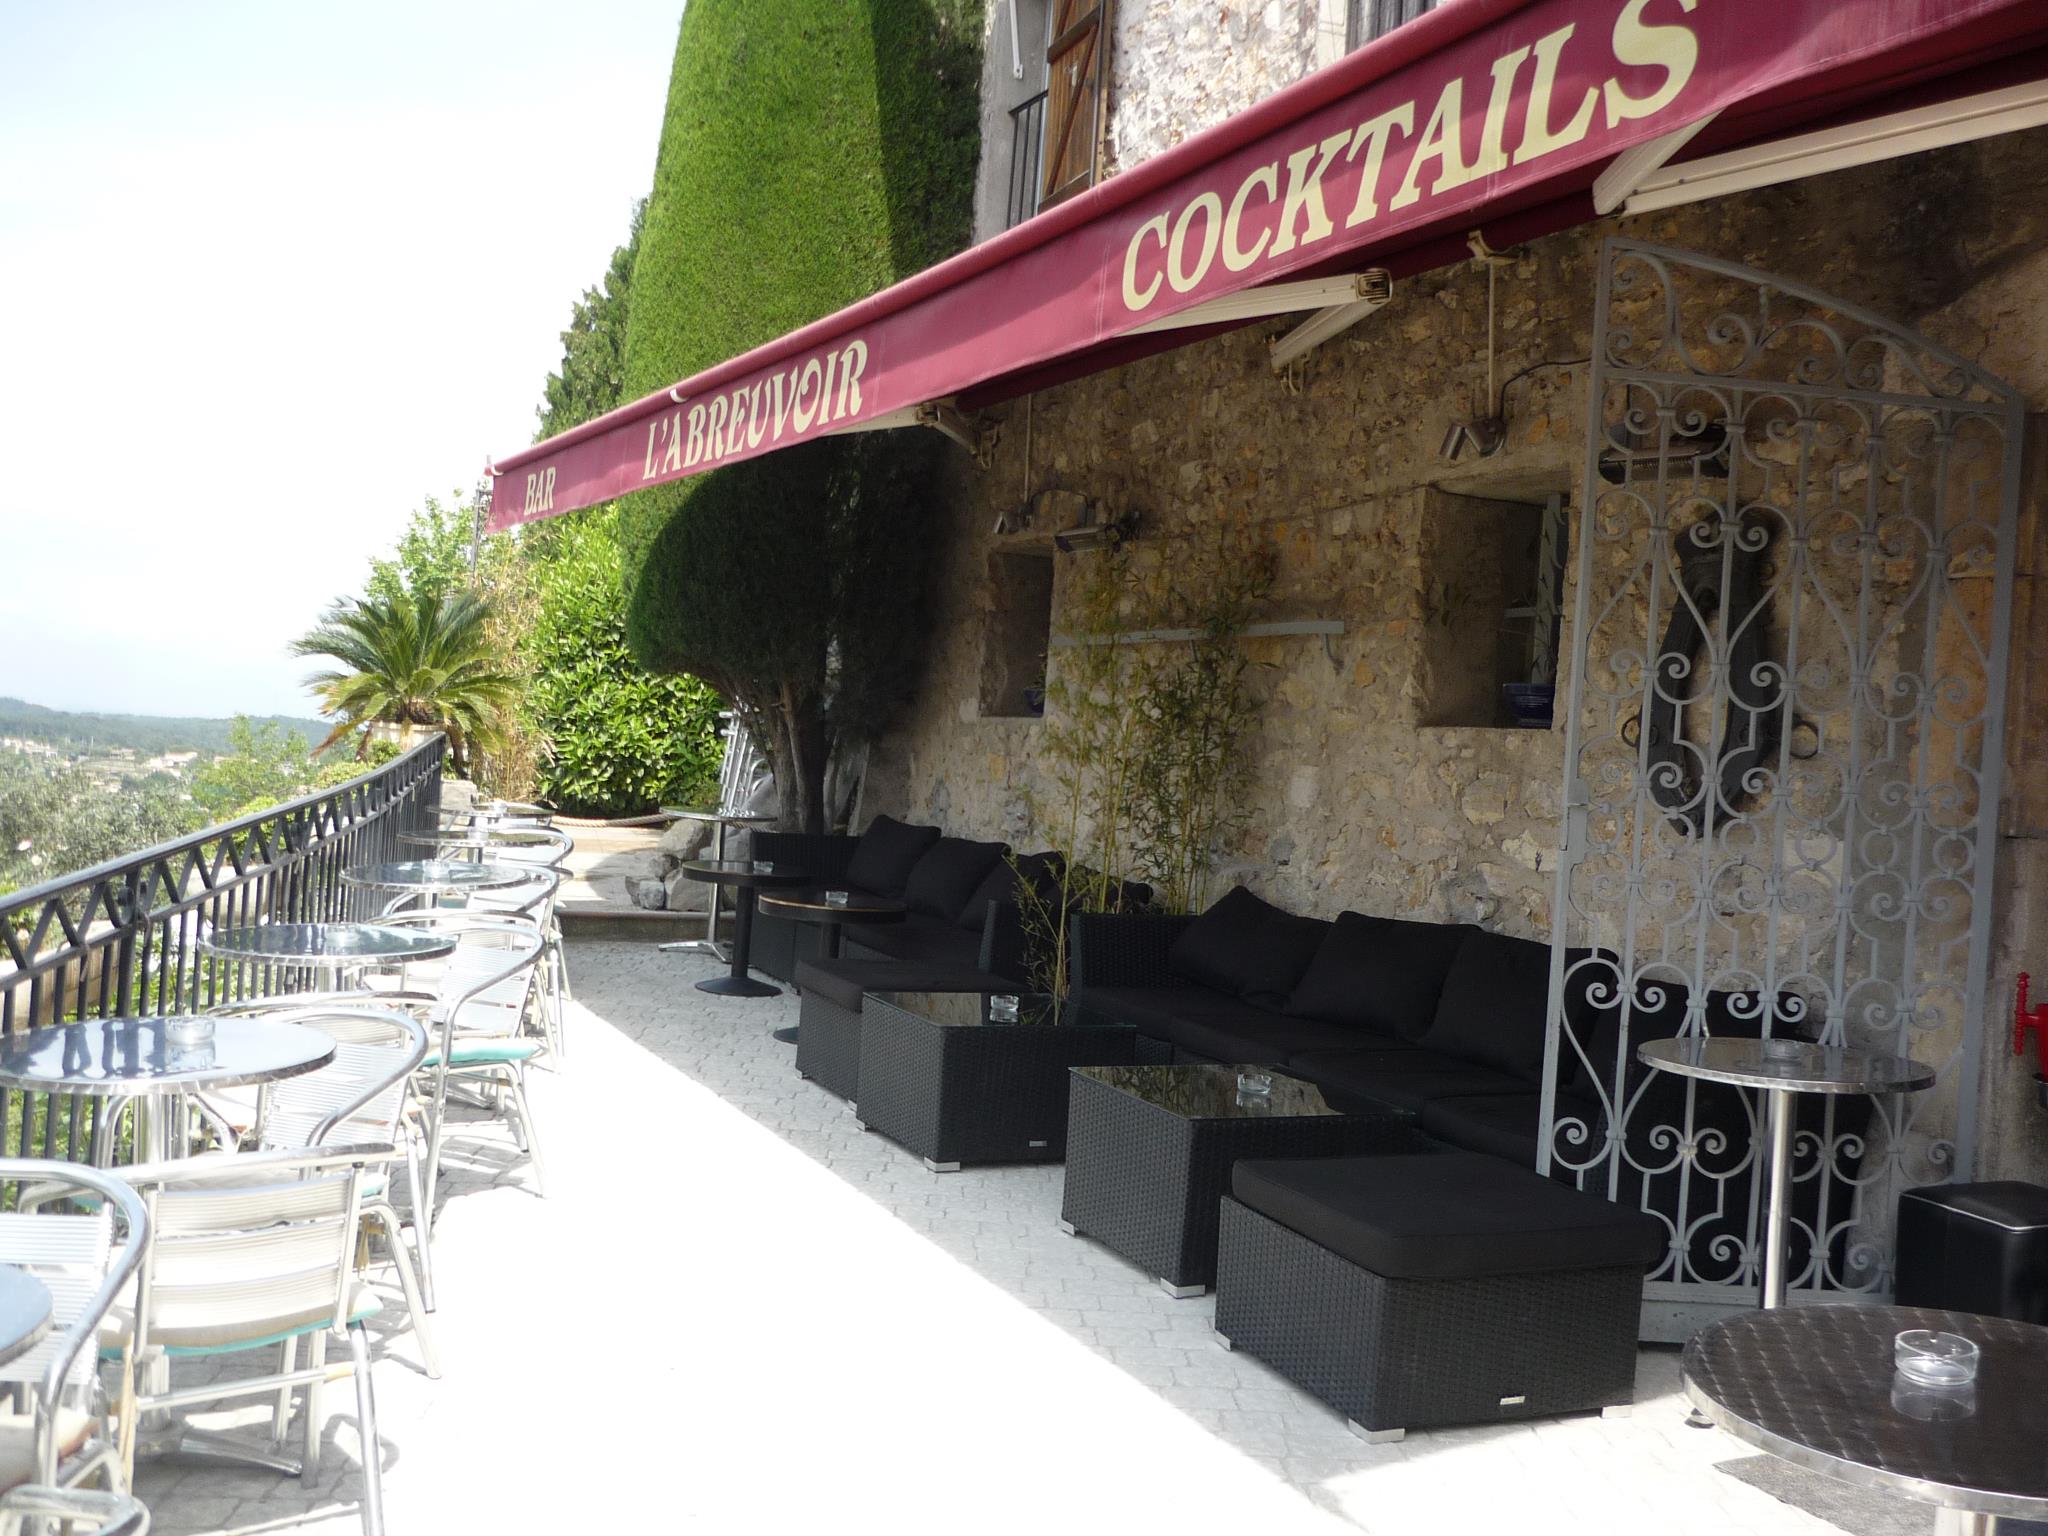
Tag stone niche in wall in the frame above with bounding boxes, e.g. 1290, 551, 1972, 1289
978, 549, 1056, 719
1413, 486, 1568, 729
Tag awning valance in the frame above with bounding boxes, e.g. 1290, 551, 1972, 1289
488, 0, 2048, 531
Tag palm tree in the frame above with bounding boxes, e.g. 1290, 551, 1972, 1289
294, 588, 520, 775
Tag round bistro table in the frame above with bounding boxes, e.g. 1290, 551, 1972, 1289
658, 806, 778, 961
196, 921, 456, 989
1639, 1037, 1934, 1308
0, 1265, 53, 1368
340, 860, 533, 912
0, 1016, 336, 1163
1684, 1304, 2048, 1534
679, 860, 808, 999
755, 889, 908, 1045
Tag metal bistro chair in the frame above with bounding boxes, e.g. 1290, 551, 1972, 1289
201, 1002, 441, 1368
109, 1147, 391, 1536
468, 854, 571, 1062
662, 713, 773, 961
0, 1486, 149, 1535
364, 913, 549, 1222
0, 1163, 148, 1499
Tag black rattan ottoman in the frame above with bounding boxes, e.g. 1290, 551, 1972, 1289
793, 959, 1012, 1102
1214, 1151, 1662, 1442
1060, 1064, 1438, 1296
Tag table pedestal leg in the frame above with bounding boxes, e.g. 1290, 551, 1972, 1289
1935, 1511, 1997, 1536
696, 888, 779, 999
661, 823, 735, 959
1761, 1086, 1794, 1309
772, 919, 840, 1046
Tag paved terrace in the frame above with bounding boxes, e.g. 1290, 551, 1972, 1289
135, 940, 1924, 1536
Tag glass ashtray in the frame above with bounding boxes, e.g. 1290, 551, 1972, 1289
989, 994, 1020, 1023
823, 890, 850, 907
1237, 1071, 1273, 1097
165, 1016, 216, 1047
752, 861, 774, 874
1895, 1329, 1979, 1387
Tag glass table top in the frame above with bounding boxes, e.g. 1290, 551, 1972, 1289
196, 922, 456, 965
679, 860, 810, 887
340, 860, 531, 892
661, 804, 776, 825
868, 991, 1062, 1028
757, 889, 907, 919
1076, 1063, 1345, 1119
0, 1016, 336, 1093
400, 828, 558, 849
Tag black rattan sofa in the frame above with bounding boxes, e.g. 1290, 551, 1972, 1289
1068, 885, 1870, 1285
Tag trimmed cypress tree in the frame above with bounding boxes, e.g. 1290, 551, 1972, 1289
617, 0, 984, 831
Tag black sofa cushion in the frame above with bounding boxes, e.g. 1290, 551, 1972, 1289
1285, 913, 1471, 1041
1070, 986, 1381, 1065
795, 957, 1012, 1013
1422, 929, 1558, 1083
844, 815, 941, 897
955, 850, 1063, 931
903, 836, 1007, 921
1169, 886, 1330, 1008
1231, 1150, 1664, 1279
1287, 1046, 1531, 1117
842, 913, 983, 968
1419, 1091, 1604, 1168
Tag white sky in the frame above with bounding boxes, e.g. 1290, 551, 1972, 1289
0, 0, 680, 718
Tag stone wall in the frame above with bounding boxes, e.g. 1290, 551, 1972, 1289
865, 128, 2048, 1181
1105, 1, 1320, 172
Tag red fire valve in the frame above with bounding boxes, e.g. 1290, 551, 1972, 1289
2017, 973, 2048, 1070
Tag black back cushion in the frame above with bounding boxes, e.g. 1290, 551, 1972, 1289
845, 815, 941, 896
903, 837, 1008, 921
955, 850, 1063, 931
1424, 929, 1556, 1082
1286, 913, 1471, 1040
1169, 886, 1330, 1009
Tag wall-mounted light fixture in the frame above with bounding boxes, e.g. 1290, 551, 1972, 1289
1438, 416, 1507, 462
1053, 505, 1136, 553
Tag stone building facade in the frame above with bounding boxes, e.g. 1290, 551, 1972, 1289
878, 12, 2048, 1187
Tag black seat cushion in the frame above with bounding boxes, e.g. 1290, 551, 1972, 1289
955, 850, 1063, 931
1287, 1046, 1531, 1117
844, 815, 942, 897
1419, 1091, 1604, 1168
1231, 1150, 1665, 1279
842, 913, 982, 967
1286, 913, 1471, 1040
1422, 929, 1558, 1083
1168, 886, 1330, 1008
902, 836, 1008, 922
1069, 986, 1381, 1065
796, 958, 1012, 1013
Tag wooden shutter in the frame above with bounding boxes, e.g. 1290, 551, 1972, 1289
1041, 0, 1110, 208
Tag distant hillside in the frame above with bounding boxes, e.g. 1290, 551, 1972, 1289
0, 697, 331, 756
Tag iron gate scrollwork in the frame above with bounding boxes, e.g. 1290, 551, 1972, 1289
1538, 241, 2022, 1323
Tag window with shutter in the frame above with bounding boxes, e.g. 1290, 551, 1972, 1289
1041, 0, 1109, 208
1347, 0, 1438, 48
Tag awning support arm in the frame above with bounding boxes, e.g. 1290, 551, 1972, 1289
1592, 112, 1720, 214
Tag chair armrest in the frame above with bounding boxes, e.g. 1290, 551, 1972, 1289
1067, 911, 1196, 989
751, 832, 858, 884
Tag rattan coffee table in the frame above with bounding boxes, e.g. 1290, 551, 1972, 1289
1060, 1063, 1437, 1297
853, 991, 1140, 1172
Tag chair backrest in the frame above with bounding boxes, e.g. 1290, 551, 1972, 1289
715, 714, 771, 817
367, 912, 544, 1041
0, 1162, 148, 1485
467, 866, 562, 923
486, 828, 574, 869
125, 1148, 377, 1354
245, 1006, 427, 1151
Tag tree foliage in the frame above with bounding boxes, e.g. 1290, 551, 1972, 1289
293, 588, 521, 774
0, 752, 194, 896
526, 508, 723, 814
539, 200, 644, 441
617, 0, 984, 830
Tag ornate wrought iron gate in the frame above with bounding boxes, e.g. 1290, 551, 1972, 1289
1538, 241, 2023, 1330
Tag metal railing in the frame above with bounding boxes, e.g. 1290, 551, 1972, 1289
1352, 0, 1438, 46
0, 736, 445, 1159
1007, 89, 1048, 230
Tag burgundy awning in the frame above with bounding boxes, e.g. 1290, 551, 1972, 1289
488, 0, 2048, 531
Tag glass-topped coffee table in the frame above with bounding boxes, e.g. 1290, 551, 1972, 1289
853, 991, 1141, 1172
1060, 1063, 1437, 1297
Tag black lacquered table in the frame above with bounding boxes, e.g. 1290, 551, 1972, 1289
0, 1265, 52, 1368
1059, 1063, 1434, 1296
1684, 1304, 2048, 1534
679, 860, 809, 999
197, 922, 455, 988
1640, 1037, 1935, 1307
0, 1016, 335, 1162
658, 805, 777, 960
756, 889, 908, 1046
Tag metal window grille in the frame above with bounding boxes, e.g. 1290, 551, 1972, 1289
1007, 89, 1049, 229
